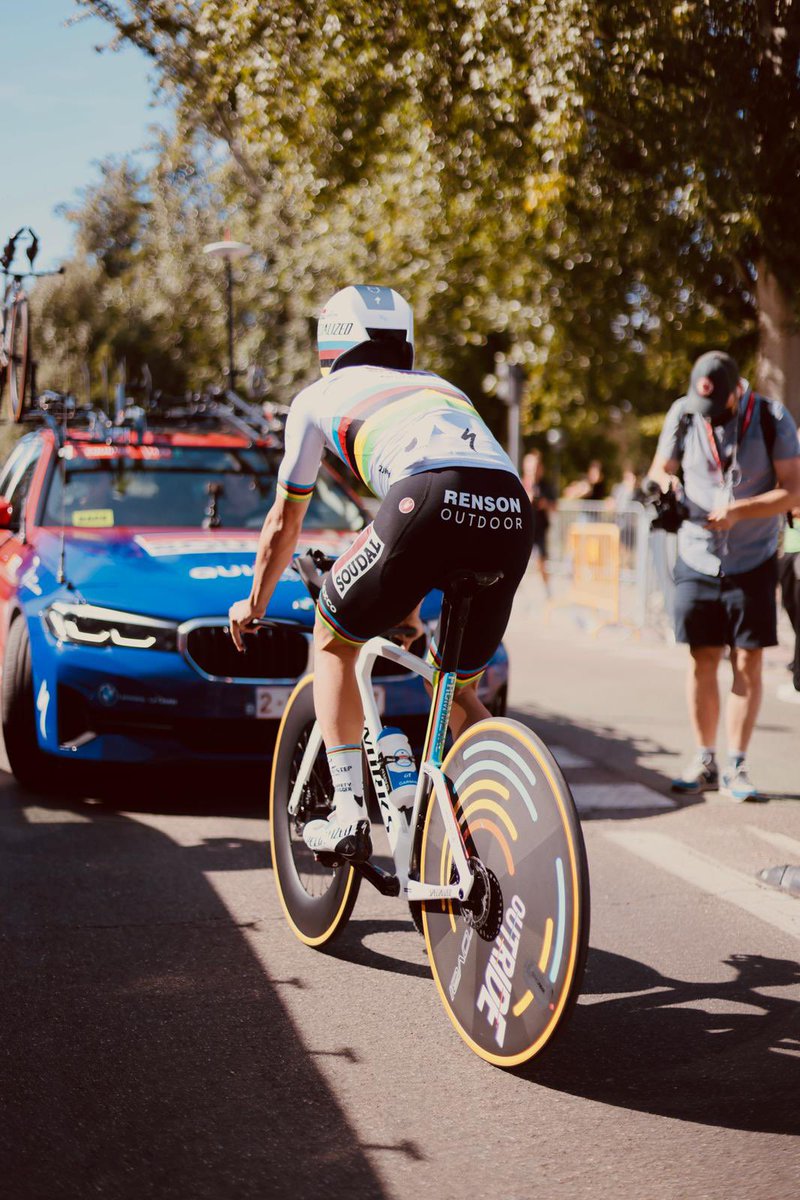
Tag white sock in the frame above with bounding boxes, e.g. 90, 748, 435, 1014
326, 745, 365, 824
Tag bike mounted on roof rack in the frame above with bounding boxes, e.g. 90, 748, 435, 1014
1, 227, 64, 421
6, 384, 291, 451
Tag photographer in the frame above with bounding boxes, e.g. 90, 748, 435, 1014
647, 351, 800, 801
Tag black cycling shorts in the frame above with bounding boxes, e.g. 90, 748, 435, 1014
672, 554, 778, 649
318, 467, 534, 685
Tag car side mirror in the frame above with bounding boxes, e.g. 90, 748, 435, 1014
0, 497, 13, 530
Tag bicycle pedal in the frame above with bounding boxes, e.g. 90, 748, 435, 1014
315, 851, 344, 868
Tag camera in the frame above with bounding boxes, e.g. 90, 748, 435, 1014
642, 480, 689, 533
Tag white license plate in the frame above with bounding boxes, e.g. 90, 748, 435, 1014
255, 686, 291, 719
254, 685, 384, 720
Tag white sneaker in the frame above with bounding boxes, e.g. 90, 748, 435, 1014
720, 765, 760, 803
303, 814, 372, 862
671, 754, 718, 794
776, 682, 800, 705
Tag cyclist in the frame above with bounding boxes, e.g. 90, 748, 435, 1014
229, 286, 533, 862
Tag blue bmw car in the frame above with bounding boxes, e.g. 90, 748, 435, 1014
0, 401, 508, 788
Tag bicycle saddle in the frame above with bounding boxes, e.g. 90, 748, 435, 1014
440, 569, 503, 597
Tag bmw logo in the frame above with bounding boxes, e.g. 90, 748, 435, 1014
97, 683, 118, 707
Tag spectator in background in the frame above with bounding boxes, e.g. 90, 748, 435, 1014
647, 351, 800, 801
522, 450, 557, 597
610, 466, 645, 510
777, 498, 800, 705
564, 459, 607, 501
610, 465, 645, 558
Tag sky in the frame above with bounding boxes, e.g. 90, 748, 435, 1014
0, 0, 172, 270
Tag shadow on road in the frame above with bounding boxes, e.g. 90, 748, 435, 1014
510, 701, 686, 802
0, 778, 388, 1200
325, 917, 430, 980
41, 761, 273, 818
523, 946, 800, 1135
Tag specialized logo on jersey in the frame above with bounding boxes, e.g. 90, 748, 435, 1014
332, 527, 386, 597
399, 497, 415, 514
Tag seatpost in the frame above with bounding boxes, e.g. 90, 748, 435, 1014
437, 581, 474, 672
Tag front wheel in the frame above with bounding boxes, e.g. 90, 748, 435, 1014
1, 617, 61, 790
269, 674, 361, 947
420, 717, 590, 1067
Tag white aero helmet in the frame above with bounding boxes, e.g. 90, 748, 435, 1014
317, 285, 414, 376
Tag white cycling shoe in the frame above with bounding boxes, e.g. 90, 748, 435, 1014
303, 810, 372, 863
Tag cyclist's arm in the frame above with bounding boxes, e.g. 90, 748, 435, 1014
229, 492, 310, 649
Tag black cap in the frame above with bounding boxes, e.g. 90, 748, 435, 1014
686, 351, 740, 415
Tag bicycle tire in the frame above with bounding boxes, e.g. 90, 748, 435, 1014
8, 294, 30, 421
270, 674, 361, 947
420, 717, 590, 1067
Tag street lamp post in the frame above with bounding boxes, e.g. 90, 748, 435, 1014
545, 426, 566, 497
202, 239, 251, 387
495, 357, 525, 472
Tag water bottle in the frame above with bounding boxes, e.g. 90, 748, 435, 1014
378, 726, 418, 810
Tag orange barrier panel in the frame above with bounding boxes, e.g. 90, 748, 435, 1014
564, 522, 621, 627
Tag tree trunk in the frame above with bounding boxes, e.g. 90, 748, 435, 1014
755, 260, 800, 421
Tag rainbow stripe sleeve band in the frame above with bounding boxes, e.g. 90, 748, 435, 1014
278, 479, 315, 503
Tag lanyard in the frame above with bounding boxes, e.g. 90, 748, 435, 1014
703, 389, 755, 479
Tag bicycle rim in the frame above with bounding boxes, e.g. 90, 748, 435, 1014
420, 717, 590, 1067
269, 674, 360, 946
8, 296, 29, 422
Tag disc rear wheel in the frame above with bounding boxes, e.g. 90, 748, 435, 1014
420, 717, 590, 1067
270, 674, 360, 946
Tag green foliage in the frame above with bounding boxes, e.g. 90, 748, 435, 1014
40, 0, 800, 479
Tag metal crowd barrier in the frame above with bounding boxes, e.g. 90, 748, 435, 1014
543, 500, 676, 636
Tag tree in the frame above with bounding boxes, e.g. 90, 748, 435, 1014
565, 1, 800, 418
66, 0, 800, 479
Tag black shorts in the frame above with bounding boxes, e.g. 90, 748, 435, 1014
672, 554, 778, 649
531, 527, 548, 560
318, 467, 534, 684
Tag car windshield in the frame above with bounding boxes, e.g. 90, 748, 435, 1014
41, 444, 366, 532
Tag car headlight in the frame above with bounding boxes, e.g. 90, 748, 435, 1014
45, 602, 179, 651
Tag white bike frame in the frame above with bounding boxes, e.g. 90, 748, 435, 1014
287, 634, 475, 903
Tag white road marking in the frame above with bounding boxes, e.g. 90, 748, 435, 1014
745, 825, 800, 860
572, 783, 675, 813
548, 745, 593, 770
605, 830, 800, 938
22, 806, 91, 824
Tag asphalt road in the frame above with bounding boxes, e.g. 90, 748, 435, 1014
2, 580, 799, 1200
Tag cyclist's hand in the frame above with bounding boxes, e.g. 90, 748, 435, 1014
228, 598, 262, 651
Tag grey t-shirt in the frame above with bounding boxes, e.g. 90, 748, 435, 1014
656, 386, 800, 576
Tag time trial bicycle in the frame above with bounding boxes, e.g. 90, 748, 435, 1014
267, 552, 590, 1067
1, 227, 63, 421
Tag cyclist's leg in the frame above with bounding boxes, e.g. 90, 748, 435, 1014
424, 467, 534, 733
305, 492, 437, 858
449, 682, 490, 736
312, 621, 363, 748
